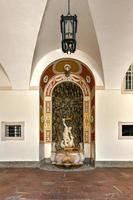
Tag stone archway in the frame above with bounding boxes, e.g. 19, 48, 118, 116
39, 59, 95, 166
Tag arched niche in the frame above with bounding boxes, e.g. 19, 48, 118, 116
52, 81, 84, 150
39, 58, 95, 165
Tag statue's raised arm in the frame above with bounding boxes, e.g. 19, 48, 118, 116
62, 118, 67, 128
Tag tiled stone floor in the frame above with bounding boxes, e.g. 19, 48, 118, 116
0, 168, 133, 200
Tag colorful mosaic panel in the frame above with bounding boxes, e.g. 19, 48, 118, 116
45, 130, 51, 143
84, 105, 90, 143
46, 101, 51, 113
44, 114, 51, 130
84, 131, 90, 143
85, 101, 89, 113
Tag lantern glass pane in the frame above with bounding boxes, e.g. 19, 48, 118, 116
62, 21, 65, 39
65, 20, 73, 39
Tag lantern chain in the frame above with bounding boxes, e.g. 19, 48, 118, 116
68, 0, 70, 15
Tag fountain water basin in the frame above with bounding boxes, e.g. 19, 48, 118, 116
51, 145, 84, 167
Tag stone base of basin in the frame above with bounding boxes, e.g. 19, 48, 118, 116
51, 148, 84, 166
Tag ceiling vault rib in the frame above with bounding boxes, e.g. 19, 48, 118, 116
29, 0, 48, 85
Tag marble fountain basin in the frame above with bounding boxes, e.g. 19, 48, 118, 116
51, 148, 85, 167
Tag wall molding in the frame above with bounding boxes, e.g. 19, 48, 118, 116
1, 160, 133, 168
0, 161, 40, 168
95, 161, 133, 168
0, 158, 92, 168
0, 86, 12, 90
0, 159, 49, 168
96, 86, 105, 90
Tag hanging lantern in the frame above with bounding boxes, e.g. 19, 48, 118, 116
60, 0, 77, 54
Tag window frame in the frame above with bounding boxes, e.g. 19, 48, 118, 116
1, 121, 25, 141
122, 64, 133, 94
118, 121, 133, 139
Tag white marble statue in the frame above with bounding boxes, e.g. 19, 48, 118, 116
61, 118, 75, 148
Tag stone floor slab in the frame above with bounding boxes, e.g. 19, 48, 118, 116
0, 168, 133, 199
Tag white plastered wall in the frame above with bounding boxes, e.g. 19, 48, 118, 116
96, 90, 133, 161
1, 88, 133, 162
0, 90, 39, 161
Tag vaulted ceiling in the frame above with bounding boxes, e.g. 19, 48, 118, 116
0, 0, 133, 89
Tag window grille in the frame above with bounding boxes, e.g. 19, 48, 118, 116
1, 122, 24, 140
5, 125, 21, 137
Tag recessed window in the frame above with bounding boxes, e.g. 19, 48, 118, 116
1, 122, 24, 140
125, 64, 133, 90
119, 122, 133, 139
